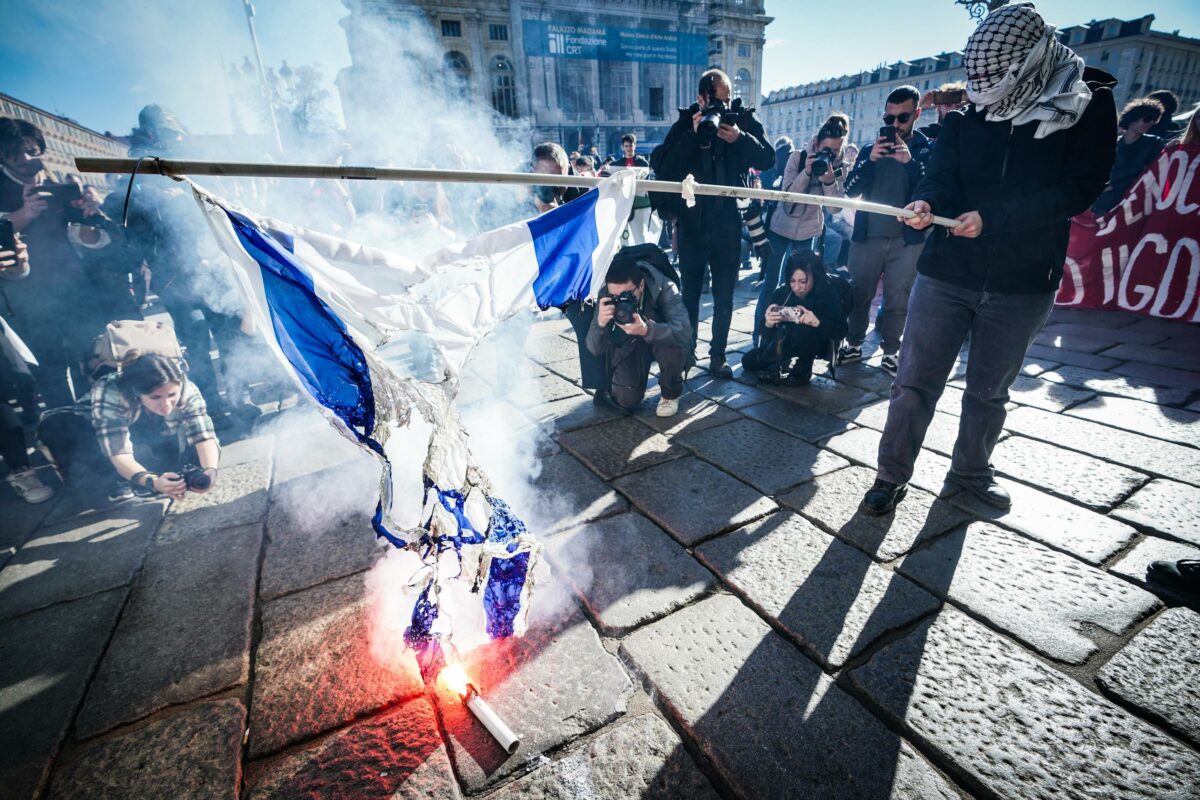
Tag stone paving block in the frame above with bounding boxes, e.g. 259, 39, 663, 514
778, 466, 969, 561
547, 512, 714, 634
435, 605, 634, 792
246, 697, 460, 800
621, 594, 962, 800
0, 589, 125, 800
1025, 343, 1121, 371
1039, 365, 1193, 406
1034, 329, 1118, 354
484, 713, 718, 800
526, 333, 581, 365
0, 500, 165, 621
250, 572, 424, 757
526, 451, 629, 536
739, 398, 855, 443
1109, 536, 1200, 598
1097, 607, 1200, 747
557, 416, 685, 480
819, 426, 960, 498
45, 700, 245, 800
1067, 396, 1200, 448
262, 461, 385, 601
681, 417, 849, 495
157, 459, 270, 543
698, 513, 940, 669
991, 435, 1148, 511
690, 375, 775, 409
0, 486, 58, 555
613, 456, 777, 546
846, 607, 1200, 800
526, 393, 622, 435
843, 400, 1000, 459
1102, 343, 1200, 372
898, 522, 1160, 664
948, 374, 1095, 412
635, 393, 743, 438
1112, 479, 1200, 546
543, 355, 583, 383
528, 372, 586, 404
762, 374, 880, 414
1112, 361, 1200, 391
831, 363, 897, 395
948, 476, 1137, 565
1041, 322, 1166, 347
74, 523, 262, 739
1004, 405, 1200, 486
37, 480, 124, 527
267, 412, 364, 486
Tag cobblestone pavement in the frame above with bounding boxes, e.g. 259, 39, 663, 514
3, 274, 1200, 799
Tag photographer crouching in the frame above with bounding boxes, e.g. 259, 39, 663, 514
862, 3, 1117, 515
654, 69, 774, 378
586, 246, 693, 417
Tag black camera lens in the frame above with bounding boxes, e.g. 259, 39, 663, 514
612, 290, 638, 326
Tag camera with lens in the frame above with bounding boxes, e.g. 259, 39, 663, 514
736, 198, 771, 259
179, 464, 212, 492
808, 147, 838, 178
610, 290, 639, 327
697, 96, 743, 141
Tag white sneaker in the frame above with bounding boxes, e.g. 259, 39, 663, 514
7, 467, 54, 504
656, 397, 680, 417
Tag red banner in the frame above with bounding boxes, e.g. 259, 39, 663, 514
1056, 143, 1200, 322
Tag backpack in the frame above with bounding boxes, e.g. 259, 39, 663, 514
90, 319, 185, 378
647, 143, 684, 223
610, 243, 681, 291
825, 269, 856, 318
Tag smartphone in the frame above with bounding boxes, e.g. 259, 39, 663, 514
879, 125, 898, 144
36, 182, 83, 204
0, 219, 15, 253
931, 89, 966, 105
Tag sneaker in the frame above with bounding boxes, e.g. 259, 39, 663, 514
710, 358, 733, 380
656, 397, 680, 417
1147, 560, 1200, 597
860, 478, 908, 516
880, 353, 899, 376
837, 344, 862, 364
107, 481, 135, 504
947, 472, 1012, 509
7, 467, 53, 504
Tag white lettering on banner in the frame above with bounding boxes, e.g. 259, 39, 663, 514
1119, 233, 1169, 312
1156, 150, 1189, 211
1101, 244, 1128, 305
1177, 155, 1200, 215
1059, 256, 1085, 305
1149, 238, 1200, 319
1122, 182, 1145, 226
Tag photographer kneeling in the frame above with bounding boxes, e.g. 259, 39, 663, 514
586, 247, 693, 417
91, 352, 220, 501
745, 249, 847, 385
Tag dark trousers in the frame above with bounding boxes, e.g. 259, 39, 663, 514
744, 324, 823, 377
160, 294, 240, 414
608, 336, 686, 410
678, 226, 740, 361
754, 232, 814, 346
0, 404, 29, 471
876, 275, 1055, 484
564, 301, 607, 391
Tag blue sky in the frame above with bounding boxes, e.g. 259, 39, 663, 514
2, 1, 1197, 136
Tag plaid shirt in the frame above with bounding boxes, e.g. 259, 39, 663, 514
90, 374, 217, 458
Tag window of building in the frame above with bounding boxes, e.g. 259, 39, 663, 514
490, 56, 518, 117
738, 43, 751, 58
733, 69, 752, 101
443, 51, 471, 97
441, 20, 462, 37
489, 23, 508, 41
603, 62, 633, 118
556, 59, 592, 117
1101, 50, 1110, 62
648, 87, 664, 120
1070, 28, 1085, 45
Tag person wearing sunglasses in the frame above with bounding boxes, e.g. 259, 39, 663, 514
840, 86, 935, 377
861, 3, 1116, 516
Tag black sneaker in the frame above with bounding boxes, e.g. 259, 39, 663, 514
861, 478, 907, 516
947, 472, 1012, 510
880, 353, 899, 376
710, 358, 733, 380
107, 482, 135, 504
783, 366, 812, 386
1147, 560, 1200, 598
837, 344, 862, 364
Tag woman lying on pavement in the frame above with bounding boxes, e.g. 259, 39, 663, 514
91, 352, 220, 502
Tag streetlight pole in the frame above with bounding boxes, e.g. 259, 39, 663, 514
242, 0, 284, 153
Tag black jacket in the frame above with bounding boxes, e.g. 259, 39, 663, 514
586, 265, 692, 356
763, 279, 849, 344
654, 101, 775, 235
844, 128, 935, 245
913, 67, 1118, 294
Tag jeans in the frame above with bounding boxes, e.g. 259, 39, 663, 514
846, 236, 922, 354
679, 226, 740, 361
876, 274, 1055, 485
753, 232, 815, 347
822, 211, 852, 270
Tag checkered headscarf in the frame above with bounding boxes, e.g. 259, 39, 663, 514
964, 4, 1091, 139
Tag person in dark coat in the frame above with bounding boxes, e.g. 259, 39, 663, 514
863, 3, 1118, 516
1091, 97, 1166, 215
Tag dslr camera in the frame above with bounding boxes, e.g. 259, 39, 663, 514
808, 147, 840, 178
179, 464, 213, 491
610, 290, 639, 327
697, 96, 744, 142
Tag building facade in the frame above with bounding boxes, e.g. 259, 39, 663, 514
763, 15, 1200, 149
338, 0, 771, 157
0, 94, 127, 188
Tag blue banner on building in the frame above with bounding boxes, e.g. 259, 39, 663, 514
522, 16, 707, 64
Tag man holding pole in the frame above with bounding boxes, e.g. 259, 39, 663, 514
862, 3, 1117, 515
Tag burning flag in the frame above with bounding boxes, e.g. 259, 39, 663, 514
187, 172, 636, 660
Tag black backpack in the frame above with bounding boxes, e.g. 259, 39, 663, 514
647, 143, 684, 223
825, 269, 856, 318
610, 243, 681, 291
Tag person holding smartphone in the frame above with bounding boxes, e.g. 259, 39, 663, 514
839, 86, 935, 376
